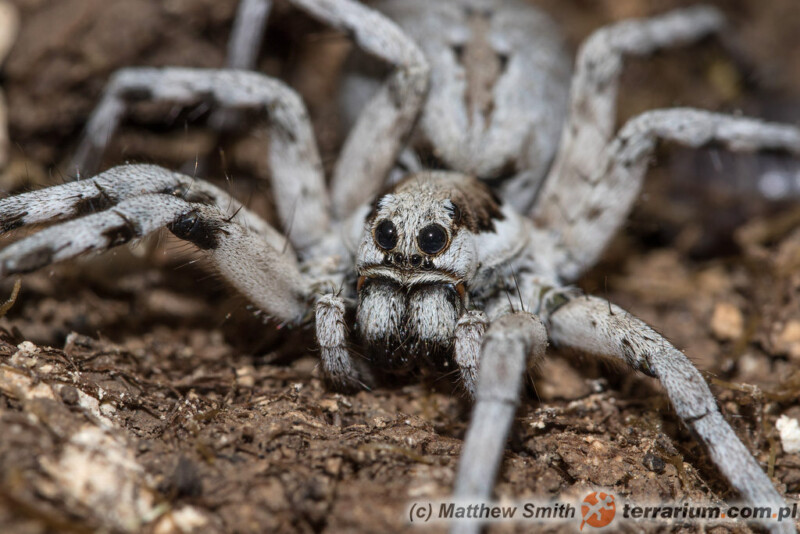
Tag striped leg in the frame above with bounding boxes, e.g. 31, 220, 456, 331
540, 291, 792, 534
72, 68, 329, 252
529, 5, 800, 281
0, 164, 291, 256
284, 0, 430, 218
0, 168, 311, 324
534, 109, 800, 282
452, 312, 548, 534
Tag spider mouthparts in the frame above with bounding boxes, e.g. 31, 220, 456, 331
454, 282, 466, 303
357, 265, 463, 291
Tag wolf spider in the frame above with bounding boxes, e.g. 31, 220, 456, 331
1, 1, 799, 532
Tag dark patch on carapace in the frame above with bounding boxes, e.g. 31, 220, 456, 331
444, 179, 504, 233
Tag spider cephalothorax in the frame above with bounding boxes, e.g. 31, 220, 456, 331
355, 172, 510, 369
2, 1, 800, 534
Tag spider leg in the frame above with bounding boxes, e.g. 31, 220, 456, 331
535, 108, 800, 281
225, 0, 272, 71
453, 310, 488, 400
557, 5, 725, 164
72, 68, 329, 252
452, 312, 548, 534
0, 163, 291, 256
503, 6, 724, 214
208, 0, 273, 133
177, 0, 431, 219
0, 173, 311, 323
281, 0, 430, 219
529, 4, 800, 281
540, 290, 792, 534
316, 293, 364, 391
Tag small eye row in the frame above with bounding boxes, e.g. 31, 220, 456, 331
374, 220, 449, 255
382, 252, 435, 270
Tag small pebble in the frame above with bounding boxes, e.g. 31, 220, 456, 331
777, 320, 800, 360
776, 415, 800, 454
710, 302, 744, 341
642, 452, 666, 474
59, 386, 80, 405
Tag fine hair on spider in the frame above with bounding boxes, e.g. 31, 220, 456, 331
1, 2, 800, 534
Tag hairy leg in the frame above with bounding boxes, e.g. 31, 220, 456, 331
212, 0, 431, 217
315, 293, 364, 391
453, 310, 488, 400
225, 0, 272, 71
72, 68, 329, 252
541, 291, 791, 534
208, 0, 273, 132
551, 5, 725, 167
0, 163, 291, 256
0, 172, 311, 323
534, 108, 800, 282
526, 6, 739, 277
453, 312, 548, 534
530, 5, 800, 281
283, 0, 430, 218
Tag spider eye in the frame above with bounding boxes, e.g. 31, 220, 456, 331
374, 219, 398, 250
417, 224, 448, 255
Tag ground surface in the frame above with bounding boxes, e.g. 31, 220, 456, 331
0, 0, 799, 533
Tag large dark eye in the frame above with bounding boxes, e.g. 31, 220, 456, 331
417, 224, 448, 255
374, 219, 398, 250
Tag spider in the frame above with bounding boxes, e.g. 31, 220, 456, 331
1, 1, 799, 533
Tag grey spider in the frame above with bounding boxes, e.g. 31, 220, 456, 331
1, 1, 799, 533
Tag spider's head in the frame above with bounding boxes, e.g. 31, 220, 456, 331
355, 171, 504, 371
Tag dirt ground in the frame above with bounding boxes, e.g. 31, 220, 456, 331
0, 0, 799, 533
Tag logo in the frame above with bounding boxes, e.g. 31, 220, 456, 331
580, 492, 616, 530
